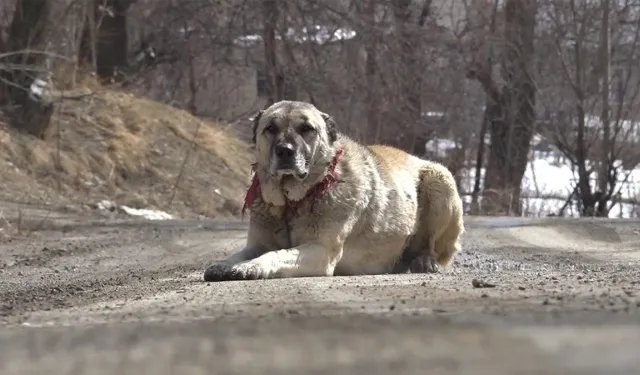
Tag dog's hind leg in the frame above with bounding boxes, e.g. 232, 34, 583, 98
410, 246, 440, 274
400, 161, 462, 274
406, 213, 463, 273
434, 216, 464, 268
390, 230, 439, 274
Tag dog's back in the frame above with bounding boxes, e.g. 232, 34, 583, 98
358, 142, 464, 274
332, 139, 463, 275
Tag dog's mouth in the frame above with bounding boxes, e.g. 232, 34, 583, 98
270, 153, 310, 181
275, 168, 309, 181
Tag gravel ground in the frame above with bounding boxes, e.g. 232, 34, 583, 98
1, 213, 639, 374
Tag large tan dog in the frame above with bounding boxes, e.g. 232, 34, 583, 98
203, 100, 464, 281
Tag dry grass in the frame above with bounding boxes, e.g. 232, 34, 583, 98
0, 83, 254, 219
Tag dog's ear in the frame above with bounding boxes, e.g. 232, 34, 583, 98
250, 110, 264, 144
320, 112, 338, 143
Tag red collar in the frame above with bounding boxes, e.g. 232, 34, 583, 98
242, 148, 344, 218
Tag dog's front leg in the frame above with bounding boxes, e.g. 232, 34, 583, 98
203, 245, 267, 282
207, 242, 341, 281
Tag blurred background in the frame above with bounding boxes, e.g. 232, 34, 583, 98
0, 0, 638, 226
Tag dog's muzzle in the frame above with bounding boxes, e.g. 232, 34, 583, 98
274, 143, 296, 167
271, 143, 308, 179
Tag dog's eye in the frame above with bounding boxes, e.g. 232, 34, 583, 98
264, 124, 277, 134
299, 124, 315, 134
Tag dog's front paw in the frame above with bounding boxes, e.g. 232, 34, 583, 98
203, 261, 270, 282
203, 261, 231, 282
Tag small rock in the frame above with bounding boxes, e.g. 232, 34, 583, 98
542, 299, 551, 305
389, 304, 396, 311
472, 279, 497, 288
518, 286, 526, 291
481, 293, 489, 298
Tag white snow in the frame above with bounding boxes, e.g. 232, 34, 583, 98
425, 138, 457, 158
456, 134, 640, 218
523, 151, 578, 197
234, 26, 356, 46
29, 78, 47, 98
119, 206, 173, 221
582, 114, 640, 141
95, 200, 173, 221
96, 200, 116, 211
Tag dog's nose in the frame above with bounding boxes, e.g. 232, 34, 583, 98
275, 143, 295, 159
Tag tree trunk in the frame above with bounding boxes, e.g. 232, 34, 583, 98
597, 0, 612, 217
78, 0, 97, 72
391, 0, 427, 155
79, 0, 134, 82
470, 108, 490, 214
262, 0, 284, 106
482, 0, 536, 215
1, 0, 54, 139
568, 10, 598, 218
575, 102, 597, 216
364, 0, 381, 145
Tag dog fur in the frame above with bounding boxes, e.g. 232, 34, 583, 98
203, 100, 464, 281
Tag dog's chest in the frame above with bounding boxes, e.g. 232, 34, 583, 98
283, 201, 319, 246
258, 199, 318, 248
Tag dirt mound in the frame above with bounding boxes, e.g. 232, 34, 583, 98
0, 86, 254, 221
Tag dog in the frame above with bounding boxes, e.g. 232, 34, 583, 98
203, 100, 464, 281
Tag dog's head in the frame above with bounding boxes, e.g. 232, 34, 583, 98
251, 101, 338, 182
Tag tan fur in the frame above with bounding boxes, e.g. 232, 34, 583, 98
203, 101, 464, 281
368, 145, 464, 273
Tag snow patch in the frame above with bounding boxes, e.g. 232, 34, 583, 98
457, 139, 640, 218
119, 206, 173, 221
95, 200, 173, 221
425, 138, 457, 158
29, 78, 48, 98
234, 26, 356, 46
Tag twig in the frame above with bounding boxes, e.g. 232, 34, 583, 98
0, 49, 68, 60
167, 119, 203, 209
52, 92, 95, 102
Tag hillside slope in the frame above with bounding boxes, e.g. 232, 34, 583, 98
0, 88, 254, 220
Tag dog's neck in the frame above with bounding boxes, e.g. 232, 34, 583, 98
242, 147, 344, 218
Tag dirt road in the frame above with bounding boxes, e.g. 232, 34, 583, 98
1, 214, 639, 375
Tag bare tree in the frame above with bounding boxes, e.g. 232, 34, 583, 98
79, 0, 138, 82
262, 0, 284, 105
540, 0, 640, 217
389, 0, 431, 155
466, 0, 537, 215
0, 0, 54, 138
